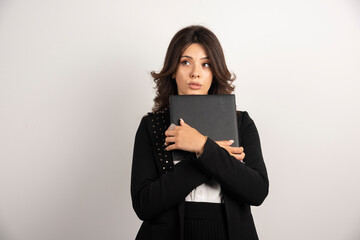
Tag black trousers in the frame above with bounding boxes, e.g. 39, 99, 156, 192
184, 202, 228, 240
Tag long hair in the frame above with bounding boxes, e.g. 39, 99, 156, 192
151, 25, 236, 112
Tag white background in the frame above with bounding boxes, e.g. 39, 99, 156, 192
1, 0, 360, 239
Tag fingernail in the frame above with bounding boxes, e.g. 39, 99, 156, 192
180, 118, 184, 122
229, 140, 234, 144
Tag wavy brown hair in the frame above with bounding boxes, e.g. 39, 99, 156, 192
151, 25, 236, 112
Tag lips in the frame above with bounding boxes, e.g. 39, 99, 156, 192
189, 81, 201, 87
188, 81, 202, 90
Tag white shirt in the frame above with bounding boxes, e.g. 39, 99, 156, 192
173, 160, 222, 203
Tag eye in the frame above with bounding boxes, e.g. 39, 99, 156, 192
181, 60, 190, 65
203, 63, 211, 68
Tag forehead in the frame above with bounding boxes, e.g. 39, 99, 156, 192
182, 43, 208, 56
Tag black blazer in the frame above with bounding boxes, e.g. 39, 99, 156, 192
131, 109, 269, 240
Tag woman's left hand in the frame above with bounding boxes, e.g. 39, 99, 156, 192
164, 118, 207, 155
215, 141, 245, 162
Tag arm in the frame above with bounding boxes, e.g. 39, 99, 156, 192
193, 111, 269, 206
130, 116, 210, 221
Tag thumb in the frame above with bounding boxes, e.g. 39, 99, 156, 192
216, 140, 233, 146
179, 118, 188, 127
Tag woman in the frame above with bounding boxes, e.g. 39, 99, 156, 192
131, 25, 269, 240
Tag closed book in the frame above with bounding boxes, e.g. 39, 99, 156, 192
169, 94, 239, 161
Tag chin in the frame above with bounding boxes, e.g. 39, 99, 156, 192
186, 91, 207, 95
177, 87, 209, 95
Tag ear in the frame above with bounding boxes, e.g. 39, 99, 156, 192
172, 73, 175, 79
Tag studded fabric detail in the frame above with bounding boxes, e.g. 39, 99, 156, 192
147, 108, 174, 175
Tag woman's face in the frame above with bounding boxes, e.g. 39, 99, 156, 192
173, 43, 213, 95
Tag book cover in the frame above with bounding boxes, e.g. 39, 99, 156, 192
169, 94, 239, 161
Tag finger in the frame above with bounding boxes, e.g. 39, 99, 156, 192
166, 124, 178, 131
215, 142, 228, 149
168, 123, 176, 130
179, 118, 189, 127
164, 143, 177, 151
216, 140, 234, 146
165, 129, 176, 137
237, 152, 245, 161
229, 146, 244, 154
164, 136, 176, 146
231, 152, 245, 162
230, 153, 243, 161
215, 141, 225, 146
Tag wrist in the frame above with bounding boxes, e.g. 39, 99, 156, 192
196, 135, 208, 157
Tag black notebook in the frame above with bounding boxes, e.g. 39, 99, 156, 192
169, 94, 239, 161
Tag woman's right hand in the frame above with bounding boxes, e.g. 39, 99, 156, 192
215, 140, 245, 162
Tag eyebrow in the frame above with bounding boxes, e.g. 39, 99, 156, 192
181, 55, 210, 60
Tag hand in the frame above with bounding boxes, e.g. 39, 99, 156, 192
164, 118, 207, 154
215, 140, 245, 162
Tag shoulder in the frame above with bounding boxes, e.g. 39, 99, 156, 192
139, 110, 161, 121
137, 109, 167, 128
144, 108, 168, 117
134, 112, 158, 143
236, 110, 254, 124
135, 110, 169, 141
236, 110, 256, 133
137, 113, 151, 125
135, 112, 153, 135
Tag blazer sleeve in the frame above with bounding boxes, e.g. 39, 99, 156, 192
130, 116, 210, 221
193, 111, 269, 206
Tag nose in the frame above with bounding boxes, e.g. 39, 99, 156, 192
191, 72, 200, 78
190, 64, 200, 78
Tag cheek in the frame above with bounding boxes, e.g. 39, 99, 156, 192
205, 71, 213, 86
175, 74, 187, 92
175, 71, 187, 84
